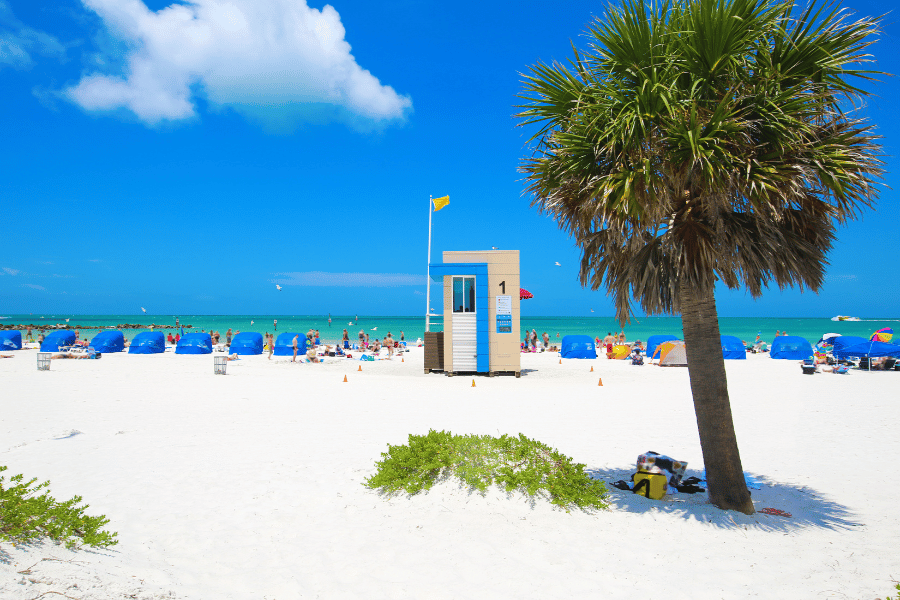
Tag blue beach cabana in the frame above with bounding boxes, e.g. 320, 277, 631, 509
176, 332, 212, 354
770, 335, 814, 360
720, 335, 747, 360
560, 335, 597, 359
229, 332, 263, 355
646, 334, 678, 359
128, 331, 166, 354
0, 330, 22, 350
41, 330, 76, 352
832, 336, 900, 359
274, 332, 305, 356
89, 330, 125, 353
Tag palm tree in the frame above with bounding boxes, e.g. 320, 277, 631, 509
516, 0, 883, 513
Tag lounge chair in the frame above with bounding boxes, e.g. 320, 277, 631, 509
833, 364, 850, 374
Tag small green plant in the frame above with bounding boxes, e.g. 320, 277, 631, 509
365, 430, 608, 511
886, 583, 900, 600
0, 465, 118, 549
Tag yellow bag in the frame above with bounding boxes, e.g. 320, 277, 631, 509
632, 470, 667, 499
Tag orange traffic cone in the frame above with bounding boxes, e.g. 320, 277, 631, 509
590, 365, 594, 372
402, 357, 404, 363
343, 375, 348, 383
559, 359, 562, 364
358, 365, 362, 372
471, 379, 476, 387
598, 378, 603, 386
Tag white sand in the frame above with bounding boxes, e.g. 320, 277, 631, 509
1, 347, 898, 599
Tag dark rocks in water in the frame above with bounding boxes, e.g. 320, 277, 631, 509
1, 323, 192, 330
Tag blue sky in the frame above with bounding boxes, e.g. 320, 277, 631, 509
1, 0, 897, 318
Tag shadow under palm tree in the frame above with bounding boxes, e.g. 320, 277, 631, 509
587, 467, 861, 533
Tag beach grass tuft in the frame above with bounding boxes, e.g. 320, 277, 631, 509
365, 429, 608, 511
0, 465, 118, 549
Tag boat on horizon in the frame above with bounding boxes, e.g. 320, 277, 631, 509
831, 315, 861, 322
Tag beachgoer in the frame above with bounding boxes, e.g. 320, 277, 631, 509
292, 335, 299, 362
268, 333, 274, 360
556, 332, 560, 338
531, 329, 538, 350
26, 326, 32, 342
365, 333, 370, 347
524, 330, 530, 350
400, 331, 404, 342
315, 329, 320, 345
307, 345, 319, 363
226, 329, 233, 347
358, 330, 365, 348
274, 319, 277, 331
176, 317, 179, 328
618, 331, 626, 345
603, 332, 615, 358
175, 333, 180, 343
542, 332, 550, 349
776, 330, 781, 337
384, 333, 394, 358
50, 352, 91, 360
167, 333, 175, 345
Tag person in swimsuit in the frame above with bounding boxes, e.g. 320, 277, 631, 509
292, 335, 299, 362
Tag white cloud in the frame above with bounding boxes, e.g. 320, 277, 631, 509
22, 283, 46, 290
2, 267, 20, 275
825, 274, 858, 282
0, 1, 66, 69
273, 271, 426, 287
66, 0, 411, 129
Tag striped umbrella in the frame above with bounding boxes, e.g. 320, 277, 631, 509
520, 288, 533, 300
871, 327, 893, 342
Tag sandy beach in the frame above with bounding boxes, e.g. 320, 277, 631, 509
2, 347, 899, 599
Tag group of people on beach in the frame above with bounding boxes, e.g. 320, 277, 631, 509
523, 329, 553, 352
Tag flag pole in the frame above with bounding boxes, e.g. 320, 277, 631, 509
426, 195, 433, 333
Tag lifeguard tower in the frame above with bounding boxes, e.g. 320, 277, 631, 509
425, 250, 521, 377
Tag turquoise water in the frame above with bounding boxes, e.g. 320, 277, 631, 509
2, 314, 897, 346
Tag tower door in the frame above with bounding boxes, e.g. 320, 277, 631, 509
451, 276, 477, 371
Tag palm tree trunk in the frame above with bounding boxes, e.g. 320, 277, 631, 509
678, 280, 754, 514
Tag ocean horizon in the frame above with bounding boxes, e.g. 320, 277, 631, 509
2, 314, 897, 346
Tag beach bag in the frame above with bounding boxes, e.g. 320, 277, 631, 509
632, 470, 667, 499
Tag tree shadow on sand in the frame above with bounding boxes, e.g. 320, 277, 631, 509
586, 467, 862, 533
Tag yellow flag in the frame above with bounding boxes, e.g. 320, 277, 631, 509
432, 195, 450, 211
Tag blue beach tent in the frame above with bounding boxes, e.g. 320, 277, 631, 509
832, 336, 900, 359
274, 332, 305, 356
770, 335, 814, 360
560, 335, 597, 359
0, 330, 22, 350
720, 335, 747, 360
41, 330, 76, 351
176, 332, 212, 354
128, 331, 166, 354
89, 330, 125, 353
646, 334, 678, 359
229, 332, 263, 355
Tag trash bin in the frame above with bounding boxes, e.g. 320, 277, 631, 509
214, 355, 227, 375
37, 352, 51, 371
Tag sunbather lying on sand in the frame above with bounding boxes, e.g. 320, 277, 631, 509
0, 354, 14, 359
51, 352, 93, 359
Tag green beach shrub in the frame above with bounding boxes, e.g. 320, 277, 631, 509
365, 430, 608, 511
0, 465, 118, 549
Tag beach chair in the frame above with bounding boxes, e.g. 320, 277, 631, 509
801, 358, 817, 375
